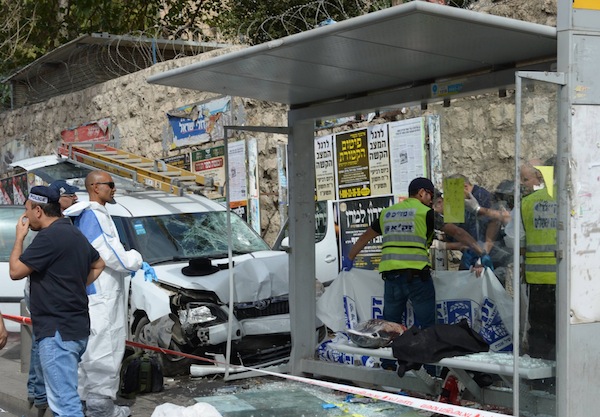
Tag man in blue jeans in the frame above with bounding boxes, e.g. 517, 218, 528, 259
9, 186, 105, 417
344, 178, 437, 332
25, 179, 82, 409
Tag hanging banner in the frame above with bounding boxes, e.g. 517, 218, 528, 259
367, 124, 391, 196
388, 118, 426, 197
315, 135, 336, 201
336, 129, 370, 200
338, 195, 394, 270
167, 96, 231, 148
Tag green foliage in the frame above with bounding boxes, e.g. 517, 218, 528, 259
212, 0, 390, 44
0, 0, 396, 86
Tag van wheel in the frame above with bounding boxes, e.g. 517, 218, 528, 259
132, 315, 194, 377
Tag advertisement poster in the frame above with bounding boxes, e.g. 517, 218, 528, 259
228, 140, 247, 204
230, 200, 248, 222
12, 174, 28, 205
167, 96, 231, 148
247, 138, 260, 234
336, 129, 370, 200
388, 118, 426, 197
161, 154, 190, 171
0, 177, 13, 204
315, 134, 335, 201
60, 118, 111, 152
191, 146, 226, 191
338, 195, 394, 270
367, 124, 391, 196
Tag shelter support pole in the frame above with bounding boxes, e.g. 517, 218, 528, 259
556, 1, 600, 416
286, 114, 317, 375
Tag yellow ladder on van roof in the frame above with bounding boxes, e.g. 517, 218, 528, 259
63, 142, 222, 197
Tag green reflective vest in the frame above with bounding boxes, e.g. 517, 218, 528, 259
378, 198, 432, 273
521, 187, 557, 284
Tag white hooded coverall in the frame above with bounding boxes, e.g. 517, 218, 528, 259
65, 202, 143, 401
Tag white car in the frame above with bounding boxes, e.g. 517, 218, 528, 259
5, 156, 323, 375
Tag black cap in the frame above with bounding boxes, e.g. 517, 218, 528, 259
49, 180, 80, 196
408, 177, 435, 196
29, 186, 60, 204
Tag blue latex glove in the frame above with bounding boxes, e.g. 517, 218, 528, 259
142, 262, 158, 282
342, 257, 354, 271
86, 283, 97, 295
480, 254, 494, 271
461, 249, 478, 268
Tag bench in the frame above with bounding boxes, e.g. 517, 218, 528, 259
329, 340, 555, 380
329, 340, 556, 405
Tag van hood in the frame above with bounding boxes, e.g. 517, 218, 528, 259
148, 251, 289, 304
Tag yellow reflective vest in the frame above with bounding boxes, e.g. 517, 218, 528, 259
521, 187, 557, 284
378, 198, 432, 273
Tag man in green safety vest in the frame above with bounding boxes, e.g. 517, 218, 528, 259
521, 164, 557, 361
343, 177, 437, 329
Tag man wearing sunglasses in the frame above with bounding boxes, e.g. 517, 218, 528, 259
64, 171, 143, 417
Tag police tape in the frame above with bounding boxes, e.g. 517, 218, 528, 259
1, 314, 32, 326
3, 314, 510, 417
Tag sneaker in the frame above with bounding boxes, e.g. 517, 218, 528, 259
34, 401, 48, 409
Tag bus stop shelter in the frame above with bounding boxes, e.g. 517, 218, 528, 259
148, 1, 600, 415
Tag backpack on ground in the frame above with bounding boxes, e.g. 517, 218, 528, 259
119, 350, 164, 399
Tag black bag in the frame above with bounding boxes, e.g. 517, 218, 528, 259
391, 319, 489, 377
119, 350, 164, 398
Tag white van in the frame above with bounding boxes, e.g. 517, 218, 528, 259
4, 156, 322, 375
273, 200, 340, 285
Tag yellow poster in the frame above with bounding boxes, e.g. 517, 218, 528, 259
573, 0, 600, 10
443, 178, 465, 224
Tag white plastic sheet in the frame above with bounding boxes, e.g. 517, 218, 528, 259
151, 402, 223, 417
316, 268, 513, 352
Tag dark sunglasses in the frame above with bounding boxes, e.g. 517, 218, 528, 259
93, 181, 115, 189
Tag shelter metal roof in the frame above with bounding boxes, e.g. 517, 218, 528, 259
147, 1, 557, 109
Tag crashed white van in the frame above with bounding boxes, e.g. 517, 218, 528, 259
7, 156, 312, 375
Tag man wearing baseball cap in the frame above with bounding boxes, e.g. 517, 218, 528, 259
49, 180, 80, 211
344, 177, 436, 333
9, 185, 105, 417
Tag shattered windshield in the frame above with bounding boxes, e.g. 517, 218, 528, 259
124, 212, 270, 264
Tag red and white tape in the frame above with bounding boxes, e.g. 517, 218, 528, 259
3, 314, 510, 417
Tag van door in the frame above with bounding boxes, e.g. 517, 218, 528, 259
314, 200, 339, 284
274, 201, 339, 285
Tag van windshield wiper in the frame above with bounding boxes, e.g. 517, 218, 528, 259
150, 256, 195, 266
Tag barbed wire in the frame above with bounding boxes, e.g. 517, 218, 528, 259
3, 0, 481, 111
238, 0, 478, 44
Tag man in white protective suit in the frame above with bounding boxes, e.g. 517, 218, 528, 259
64, 170, 156, 417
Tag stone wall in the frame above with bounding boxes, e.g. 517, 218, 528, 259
0, 1, 558, 245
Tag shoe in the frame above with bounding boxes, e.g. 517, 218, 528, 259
34, 401, 49, 409
85, 396, 131, 417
